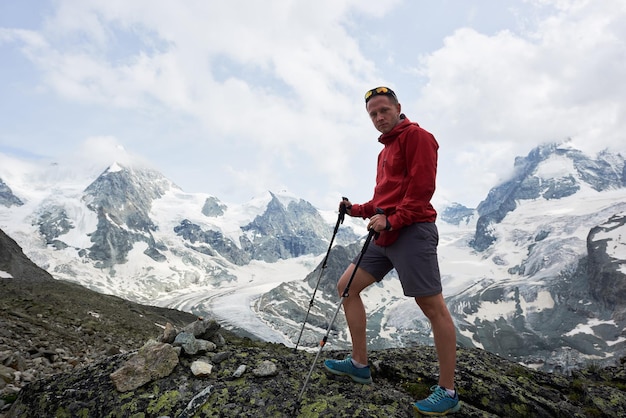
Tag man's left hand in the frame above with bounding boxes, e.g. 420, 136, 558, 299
368, 214, 390, 232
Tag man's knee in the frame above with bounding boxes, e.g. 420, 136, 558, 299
415, 294, 448, 319
337, 265, 354, 295
336, 279, 345, 296
337, 265, 375, 297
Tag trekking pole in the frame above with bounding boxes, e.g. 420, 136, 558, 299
293, 197, 348, 352
296, 209, 383, 404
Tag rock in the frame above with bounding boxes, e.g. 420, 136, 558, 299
173, 332, 199, 355
3, 355, 25, 373
212, 351, 230, 363
232, 365, 246, 378
0, 365, 14, 384
190, 360, 213, 377
252, 360, 278, 377
196, 339, 216, 353
179, 385, 214, 418
109, 341, 179, 392
160, 322, 178, 344
182, 318, 221, 339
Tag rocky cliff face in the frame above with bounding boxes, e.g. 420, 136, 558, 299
79, 165, 356, 268
587, 212, 626, 318
175, 192, 339, 265
0, 180, 22, 208
239, 193, 333, 262
440, 203, 475, 226
2, 228, 625, 417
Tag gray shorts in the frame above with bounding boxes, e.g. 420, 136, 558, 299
353, 222, 442, 297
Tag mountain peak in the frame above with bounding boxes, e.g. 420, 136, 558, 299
105, 161, 125, 174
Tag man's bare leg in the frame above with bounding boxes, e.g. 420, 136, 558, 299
415, 293, 457, 389
336, 263, 377, 365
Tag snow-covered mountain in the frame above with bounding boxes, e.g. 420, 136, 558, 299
252, 141, 626, 371
1, 141, 624, 372
0, 154, 360, 305
452, 142, 626, 371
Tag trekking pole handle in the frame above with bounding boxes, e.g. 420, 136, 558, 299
370, 207, 384, 238
339, 196, 350, 223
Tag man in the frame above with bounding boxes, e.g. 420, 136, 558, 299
324, 87, 460, 415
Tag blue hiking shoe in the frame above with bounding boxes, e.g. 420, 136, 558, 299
324, 356, 372, 384
413, 385, 461, 415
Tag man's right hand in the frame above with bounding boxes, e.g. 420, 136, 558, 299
340, 197, 352, 215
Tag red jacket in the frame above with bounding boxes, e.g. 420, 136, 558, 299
350, 115, 438, 246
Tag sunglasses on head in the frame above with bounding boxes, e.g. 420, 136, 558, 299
364, 86, 397, 103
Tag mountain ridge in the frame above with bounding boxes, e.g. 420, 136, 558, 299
1, 141, 625, 374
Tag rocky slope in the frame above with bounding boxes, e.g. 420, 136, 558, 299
2, 228, 626, 417
0, 227, 197, 413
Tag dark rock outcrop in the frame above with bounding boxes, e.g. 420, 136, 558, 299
174, 219, 251, 266
0, 229, 52, 282
0, 179, 22, 208
202, 196, 227, 217
587, 212, 626, 317
440, 203, 475, 226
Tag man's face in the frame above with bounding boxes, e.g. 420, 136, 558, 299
366, 95, 401, 134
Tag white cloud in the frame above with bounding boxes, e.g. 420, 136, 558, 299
414, 0, 626, 205
73, 136, 131, 165
1, 0, 624, 209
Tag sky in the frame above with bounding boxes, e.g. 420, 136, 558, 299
1, 0, 625, 210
